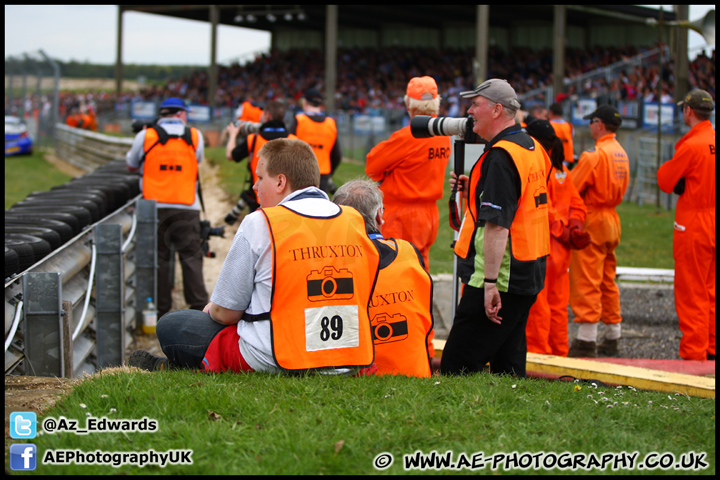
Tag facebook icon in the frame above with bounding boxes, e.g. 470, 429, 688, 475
10, 444, 37, 471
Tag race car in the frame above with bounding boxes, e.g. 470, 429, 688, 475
5, 116, 33, 156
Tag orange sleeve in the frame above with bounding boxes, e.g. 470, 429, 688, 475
364, 128, 409, 182
567, 173, 587, 223
571, 150, 597, 197
657, 138, 692, 194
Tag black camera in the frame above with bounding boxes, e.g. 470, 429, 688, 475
199, 220, 225, 258
131, 118, 158, 134
410, 115, 484, 143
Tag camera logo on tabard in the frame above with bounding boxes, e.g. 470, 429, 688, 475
371, 313, 409, 344
307, 266, 354, 301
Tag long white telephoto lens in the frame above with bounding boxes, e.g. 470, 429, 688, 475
410, 115, 468, 138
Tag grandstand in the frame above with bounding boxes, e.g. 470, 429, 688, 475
117, 5, 695, 110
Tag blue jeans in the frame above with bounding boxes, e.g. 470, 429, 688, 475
156, 309, 229, 368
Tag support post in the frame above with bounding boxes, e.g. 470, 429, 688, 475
135, 200, 157, 328
23, 272, 63, 377
96, 224, 124, 368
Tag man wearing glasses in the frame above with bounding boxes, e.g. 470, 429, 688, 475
567, 105, 630, 358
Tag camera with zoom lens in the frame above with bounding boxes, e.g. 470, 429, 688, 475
199, 220, 225, 258
233, 120, 261, 136
410, 115, 484, 143
224, 189, 260, 225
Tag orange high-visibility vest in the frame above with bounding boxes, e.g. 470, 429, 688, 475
246, 132, 299, 185
369, 237, 434, 378
239, 101, 263, 123
295, 114, 337, 174
454, 139, 550, 262
261, 205, 380, 372
142, 126, 199, 205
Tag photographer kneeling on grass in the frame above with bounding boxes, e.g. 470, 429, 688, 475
129, 138, 381, 375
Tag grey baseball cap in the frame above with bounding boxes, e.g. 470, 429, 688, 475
459, 78, 521, 111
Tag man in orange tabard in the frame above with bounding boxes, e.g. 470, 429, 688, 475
568, 105, 629, 357
333, 179, 435, 378
291, 88, 342, 194
657, 89, 715, 361
129, 139, 379, 375
365, 76, 451, 270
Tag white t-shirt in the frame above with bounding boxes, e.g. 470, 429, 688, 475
211, 187, 356, 374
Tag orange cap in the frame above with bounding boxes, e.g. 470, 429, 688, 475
406, 76, 438, 101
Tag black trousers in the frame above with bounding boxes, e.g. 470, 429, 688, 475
156, 208, 209, 318
441, 285, 537, 378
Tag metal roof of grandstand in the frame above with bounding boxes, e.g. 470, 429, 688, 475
119, 5, 677, 34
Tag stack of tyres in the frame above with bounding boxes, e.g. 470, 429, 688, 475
5, 233, 52, 277
4, 159, 141, 279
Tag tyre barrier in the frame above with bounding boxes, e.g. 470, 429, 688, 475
5, 165, 141, 277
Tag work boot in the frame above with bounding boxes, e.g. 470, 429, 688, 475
568, 339, 597, 358
128, 350, 170, 371
597, 338, 620, 357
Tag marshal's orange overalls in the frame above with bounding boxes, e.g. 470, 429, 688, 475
365, 125, 451, 270
526, 166, 586, 356
550, 118, 575, 164
657, 120, 715, 360
569, 133, 629, 329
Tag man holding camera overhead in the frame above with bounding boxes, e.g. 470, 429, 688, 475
365, 76, 451, 271
126, 97, 209, 319
440, 79, 551, 378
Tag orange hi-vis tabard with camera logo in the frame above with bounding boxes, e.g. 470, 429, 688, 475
261, 205, 380, 372
142, 126, 199, 205
454, 138, 551, 263
294, 114, 337, 175
369, 237, 434, 378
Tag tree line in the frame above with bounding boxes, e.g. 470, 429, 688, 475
5, 58, 204, 82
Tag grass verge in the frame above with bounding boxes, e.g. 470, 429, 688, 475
4, 149, 74, 209
10, 369, 716, 475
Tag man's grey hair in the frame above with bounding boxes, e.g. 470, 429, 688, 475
332, 178, 384, 234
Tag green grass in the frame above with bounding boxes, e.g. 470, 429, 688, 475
13, 370, 715, 475
4, 149, 74, 209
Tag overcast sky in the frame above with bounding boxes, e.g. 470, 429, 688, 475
4, 5, 714, 66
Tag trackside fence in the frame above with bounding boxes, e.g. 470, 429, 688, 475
4, 125, 158, 378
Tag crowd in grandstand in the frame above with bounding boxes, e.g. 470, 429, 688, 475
5, 45, 715, 120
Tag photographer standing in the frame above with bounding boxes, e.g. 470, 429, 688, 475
290, 88, 342, 194
440, 79, 550, 378
365, 76, 451, 270
224, 101, 298, 223
126, 97, 209, 319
